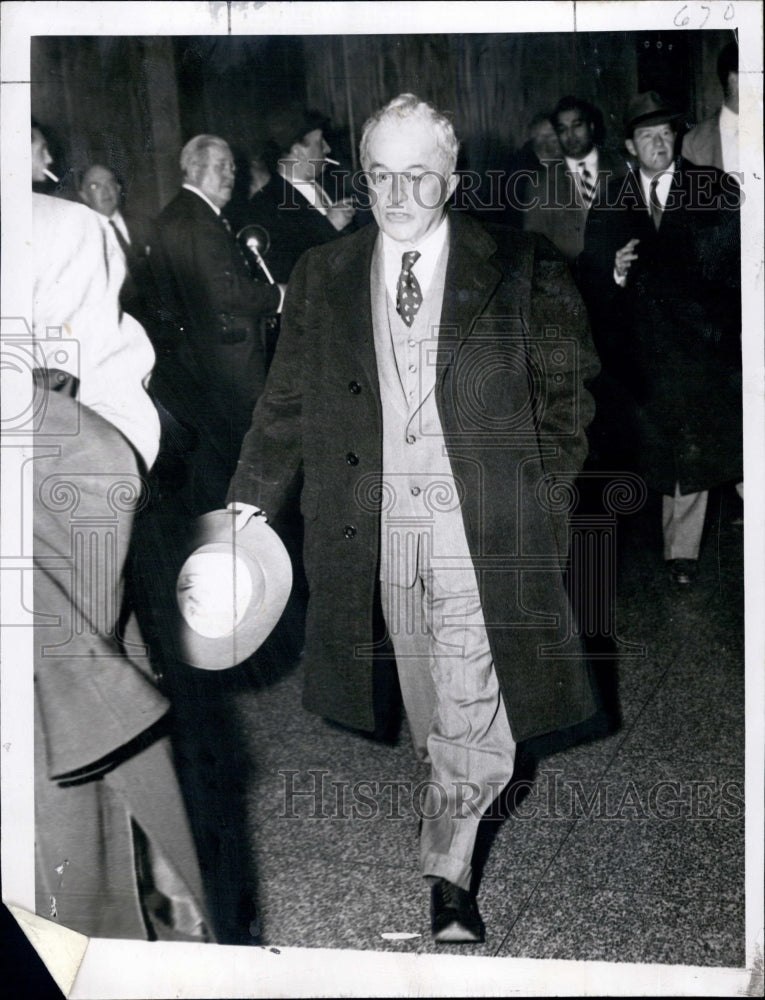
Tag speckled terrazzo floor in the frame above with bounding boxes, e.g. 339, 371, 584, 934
145, 482, 746, 968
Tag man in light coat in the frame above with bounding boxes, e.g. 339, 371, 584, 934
228, 94, 599, 942
682, 41, 739, 174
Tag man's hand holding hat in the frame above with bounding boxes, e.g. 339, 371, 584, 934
175, 507, 291, 669
227, 501, 267, 530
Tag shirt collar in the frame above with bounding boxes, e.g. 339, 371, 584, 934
183, 183, 221, 216
638, 163, 676, 207
719, 104, 738, 130
381, 213, 450, 302
566, 147, 599, 174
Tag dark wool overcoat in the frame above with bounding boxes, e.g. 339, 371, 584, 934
578, 159, 742, 495
229, 213, 601, 742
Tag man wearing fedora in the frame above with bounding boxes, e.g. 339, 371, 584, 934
578, 92, 742, 585
239, 106, 356, 284
228, 94, 600, 942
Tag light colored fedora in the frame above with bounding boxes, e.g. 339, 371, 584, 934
175, 509, 292, 670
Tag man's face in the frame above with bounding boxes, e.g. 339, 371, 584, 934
193, 143, 236, 208
363, 117, 457, 246
31, 127, 53, 182
79, 166, 121, 217
626, 122, 676, 176
531, 120, 561, 161
554, 109, 595, 159
292, 128, 331, 182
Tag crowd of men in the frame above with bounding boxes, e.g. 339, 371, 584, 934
29, 39, 742, 946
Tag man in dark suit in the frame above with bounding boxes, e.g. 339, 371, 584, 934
227, 94, 599, 942
524, 95, 627, 266
578, 92, 742, 586
78, 163, 157, 329
151, 134, 282, 515
238, 106, 356, 283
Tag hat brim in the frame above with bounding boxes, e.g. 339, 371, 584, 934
628, 110, 685, 132
174, 509, 293, 670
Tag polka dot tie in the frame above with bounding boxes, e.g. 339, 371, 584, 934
396, 250, 422, 326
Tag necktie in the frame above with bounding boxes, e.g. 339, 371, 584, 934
578, 162, 596, 207
649, 177, 662, 230
109, 218, 131, 257
220, 211, 260, 276
396, 251, 422, 326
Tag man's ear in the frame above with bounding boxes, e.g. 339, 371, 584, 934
445, 171, 460, 200
625, 138, 637, 158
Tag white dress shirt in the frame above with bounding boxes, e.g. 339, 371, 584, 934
281, 171, 331, 217
637, 163, 676, 213
718, 105, 739, 173
381, 214, 450, 305
108, 209, 131, 244
614, 164, 676, 287
566, 147, 600, 200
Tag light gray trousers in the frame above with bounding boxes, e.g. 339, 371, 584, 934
380, 544, 516, 891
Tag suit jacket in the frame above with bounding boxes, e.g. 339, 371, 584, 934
239, 173, 349, 283
682, 111, 723, 170
523, 149, 627, 264
229, 212, 600, 742
111, 210, 161, 330
151, 187, 281, 444
578, 159, 742, 494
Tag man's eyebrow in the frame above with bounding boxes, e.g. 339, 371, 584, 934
367, 163, 435, 172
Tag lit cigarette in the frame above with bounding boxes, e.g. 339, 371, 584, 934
43, 168, 59, 183
324, 157, 340, 166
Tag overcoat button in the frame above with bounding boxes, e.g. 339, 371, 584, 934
344, 525, 356, 539
346, 452, 359, 465
348, 381, 361, 394
410, 486, 421, 496
406, 434, 416, 444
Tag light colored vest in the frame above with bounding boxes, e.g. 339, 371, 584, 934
371, 236, 477, 590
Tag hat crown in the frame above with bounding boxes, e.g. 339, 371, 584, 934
626, 91, 682, 134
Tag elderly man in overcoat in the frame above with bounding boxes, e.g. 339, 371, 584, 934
228, 94, 599, 942
578, 92, 742, 585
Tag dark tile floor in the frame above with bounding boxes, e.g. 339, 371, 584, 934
141, 482, 746, 967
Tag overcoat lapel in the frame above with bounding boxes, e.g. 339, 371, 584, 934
439, 214, 502, 373
325, 223, 381, 399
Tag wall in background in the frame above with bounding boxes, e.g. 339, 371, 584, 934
32, 30, 732, 219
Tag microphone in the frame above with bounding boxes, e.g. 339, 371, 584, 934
237, 224, 275, 285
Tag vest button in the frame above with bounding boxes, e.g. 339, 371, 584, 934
406, 434, 416, 444
410, 486, 421, 496
346, 452, 359, 466
348, 381, 361, 394
344, 525, 356, 539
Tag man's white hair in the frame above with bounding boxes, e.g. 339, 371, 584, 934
180, 134, 230, 178
359, 94, 459, 174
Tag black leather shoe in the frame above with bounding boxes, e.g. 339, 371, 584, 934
668, 559, 697, 585
430, 878, 484, 943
